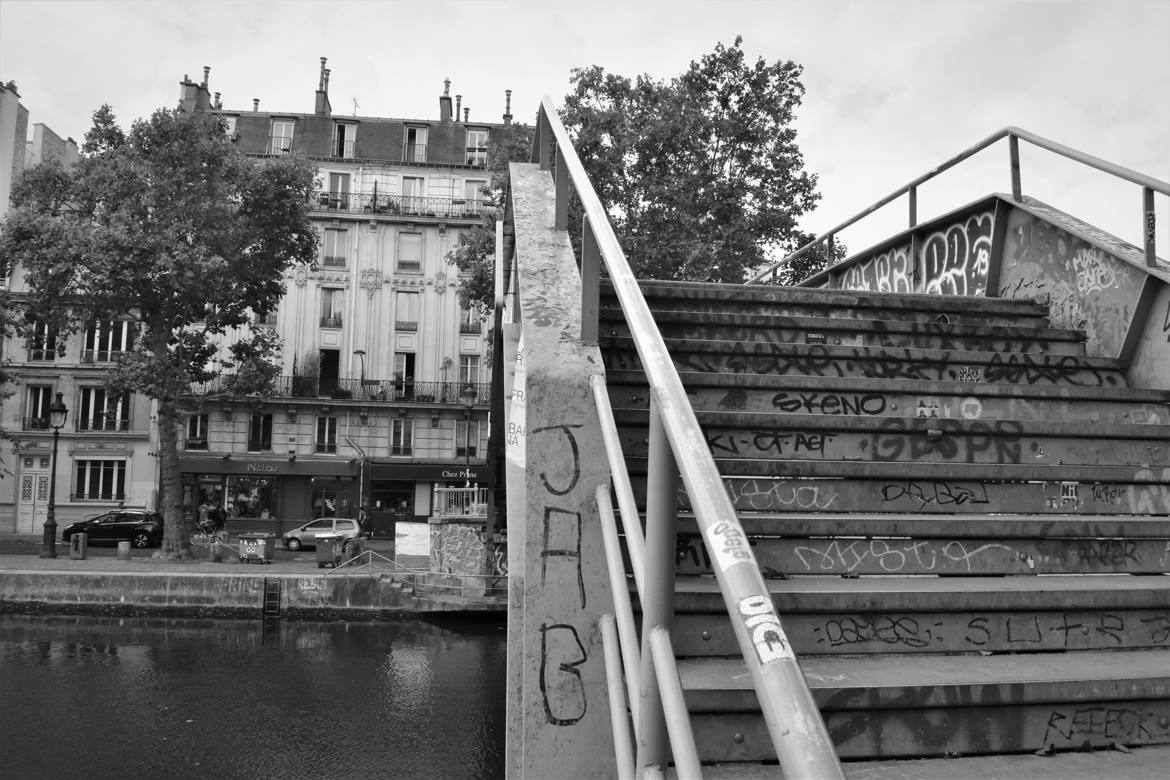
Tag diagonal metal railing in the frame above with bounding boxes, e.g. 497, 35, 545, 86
749, 125, 1170, 284
528, 95, 845, 778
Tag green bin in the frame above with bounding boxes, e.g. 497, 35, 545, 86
238, 533, 275, 564
316, 533, 343, 568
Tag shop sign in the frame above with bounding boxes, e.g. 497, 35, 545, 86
246, 463, 281, 474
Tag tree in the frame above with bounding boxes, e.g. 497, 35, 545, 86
447, 122, 534, 316
0, 106, 318, 559
560, 37, 824, 283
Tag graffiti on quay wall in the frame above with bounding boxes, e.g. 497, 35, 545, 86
837, 211, 993, 296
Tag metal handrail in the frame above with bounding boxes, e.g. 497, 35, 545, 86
596, 484, 642, 728
600, 614, 637, 780
532, 96, 844, 778
749, 125, 1170, 283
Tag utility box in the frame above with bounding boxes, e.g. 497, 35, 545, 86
69, 533, 87, 560
238, 533, 275, 564
316, 533, 343, 568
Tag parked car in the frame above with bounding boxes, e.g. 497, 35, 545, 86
283, 517, 367, 551
61, 509, 165, 548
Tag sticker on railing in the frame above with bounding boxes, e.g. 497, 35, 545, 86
705, 521, 757, 573
737, 594, 795, 665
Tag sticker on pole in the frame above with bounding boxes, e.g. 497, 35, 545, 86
704, 521, 757, 573
737, 594, 794, 666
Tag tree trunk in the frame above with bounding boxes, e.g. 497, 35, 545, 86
155, 397, 192, 560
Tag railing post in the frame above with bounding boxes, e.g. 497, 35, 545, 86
908, 185, 918, 228
1144, 186, 1157, 267
538, 110, 552, 171
581, 215, 600, 344
1009, 134, 1022, 202
555, 144, 570, 230
637, 396, 677, 775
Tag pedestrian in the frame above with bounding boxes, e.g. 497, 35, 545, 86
197, 499, 213, 533
211, 502, 227, 534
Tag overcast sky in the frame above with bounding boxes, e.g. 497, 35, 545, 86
2, 0, 1167, 258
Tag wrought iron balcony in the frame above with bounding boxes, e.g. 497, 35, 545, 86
186, 375, 490, 405
312, 190, 489, 220
76, 417, 131, 432
22, 417, 50, 431
320, 315, 343, 328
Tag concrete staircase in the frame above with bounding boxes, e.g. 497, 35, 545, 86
600, 279, 1170, 776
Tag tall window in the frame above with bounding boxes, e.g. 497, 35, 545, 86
404, 126, 428, 162
186, 413, 208, 450
394, 352, 415, 399
456, 419, 480, 458
320, 288, 344, 328
396, 232, 422, 272
24, 385, 53, 430
247, 413, 273, 452
220, 116, 237, 137
26, 320, 58, 361
326, 172, 350, 209
463, 179, 487, 215
460, 355, 481, 385
75, 460, 126, 501
316, 416, 338, 453
83, 320, 134, 362
465, 129, 488, 165
269, 119, 294, 154
323, 228, 348, 268
401, 176, 424, 214
332, 123, 355, 158
391, 418, 413, 456
394, 291, 419, 331
78, 388, 129, 432
460, 307, 481, 334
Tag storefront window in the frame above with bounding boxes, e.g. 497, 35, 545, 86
227, 475, 278, 519
311, 477, 356, 518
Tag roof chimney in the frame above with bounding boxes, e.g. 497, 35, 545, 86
214, 92, 222, 109
201, 66, 210, 87
463, 108, 469, 122
503, 89, 513, 125
439, 78, 453, 122
315, 58, 332, 116
455, 94, 462, 122
179, 71, 212, 114
253, 98, 260, 112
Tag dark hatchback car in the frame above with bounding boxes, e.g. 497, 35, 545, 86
61, 510, 164, 548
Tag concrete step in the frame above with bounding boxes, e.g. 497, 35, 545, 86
605, 279, 1051, 326
665, 574, 1170, 655
602, 308, 1086, 355
602, 336, 1127, 387
605, 370, 1170, 424
613, 409, 1170, 468
689, 742, 1170, 779
678, 648, 1170, 760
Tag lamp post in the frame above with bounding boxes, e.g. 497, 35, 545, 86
41, 392, 69, 559
353, 349, 366, 383
461, 383, 477, 488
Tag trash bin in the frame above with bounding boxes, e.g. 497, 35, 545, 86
69, 533, 87, 560
238, 533, 275, 565
316, 533, 343, 569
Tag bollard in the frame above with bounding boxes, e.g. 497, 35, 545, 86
117, 541, 132, 561
70, 533, 88, 560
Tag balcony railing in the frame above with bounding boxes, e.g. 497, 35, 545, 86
466, 147, 487, 166
186, 375, 490, 405
81, 350, 127, 363
312, 190, 489, 220
22, 417, 50, 431
76, 418, 130, 432
403, 143, 427, 162
320, 315, 343, 328
27, 348, 56, 361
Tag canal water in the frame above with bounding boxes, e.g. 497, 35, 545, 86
0, 614, 506, 779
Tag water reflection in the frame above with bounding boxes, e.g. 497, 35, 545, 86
0, 614, 506, 779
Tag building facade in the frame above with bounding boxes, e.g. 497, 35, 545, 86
175, 61, 509, 539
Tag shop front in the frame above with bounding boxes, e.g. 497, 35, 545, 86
179, 456, 359, 537
367, 461, 485, 540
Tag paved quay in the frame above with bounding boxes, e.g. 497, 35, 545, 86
0, 534, 506, 619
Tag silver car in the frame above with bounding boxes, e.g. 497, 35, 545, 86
282, 517, 364, 551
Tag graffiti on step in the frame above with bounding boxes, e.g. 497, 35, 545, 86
811, 612, 1170, 651
723, 478, 837, 511
792, 538, 1012, 573
865, 417, 1025, 464
772, 391, 887, 416
707, 430, 836, 458
984, 352, 1113, 387
1043, 705, 1170, 746
538, 623, 587, 726
882, 480, 990, 508
1076, 540, 1141, 567
837, 211, 992, 296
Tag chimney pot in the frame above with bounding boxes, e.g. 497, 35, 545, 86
455, 94, 462, 119
324, 68, 331, 92
319, 57, 327, 90
253, 98, 260, 112
443, 78, 451, 96
463, 108, 469, 122
503, 89, 513, 125
202, 66, 210, 87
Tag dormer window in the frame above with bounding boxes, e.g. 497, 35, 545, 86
268, 119, 294, 155
404, 126, 428, 162
332, 122, 355, 158
466, 129, 488, 165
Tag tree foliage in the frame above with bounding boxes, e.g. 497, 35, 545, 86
446, 122, 534, 317
560, 37, 824, 282
0, 105, 318, 558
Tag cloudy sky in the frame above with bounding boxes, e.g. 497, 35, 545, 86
2, 0, 1167, 258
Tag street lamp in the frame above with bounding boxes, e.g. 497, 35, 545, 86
461, 383, 477, 487
353, 349, 366, 383
41, 392, 69, 559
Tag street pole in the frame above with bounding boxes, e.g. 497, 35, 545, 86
41, 392, 69, 559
